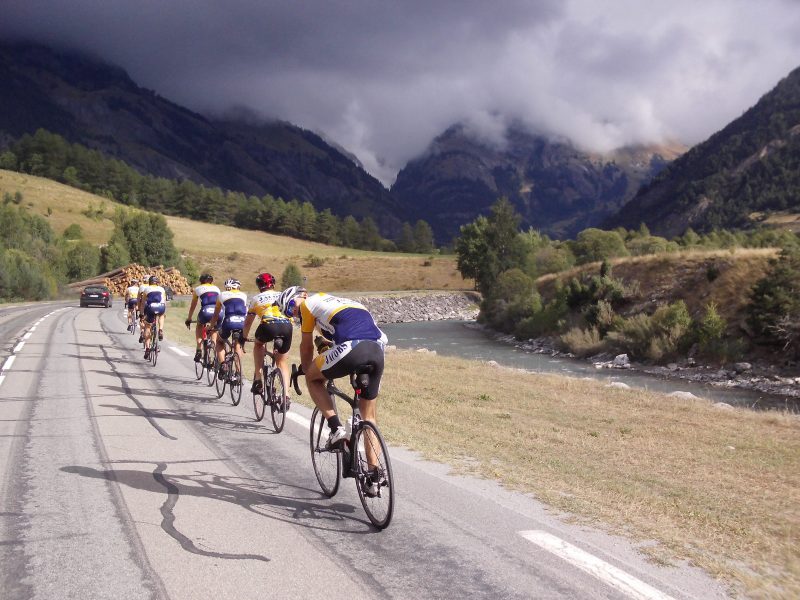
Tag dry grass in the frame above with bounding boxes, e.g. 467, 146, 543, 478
160, 313, 800, 597
0, 169, 471, 292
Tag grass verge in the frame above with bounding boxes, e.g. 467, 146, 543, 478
161, 315, 799, 598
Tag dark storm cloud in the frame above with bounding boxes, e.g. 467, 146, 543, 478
2, 0, 799, 185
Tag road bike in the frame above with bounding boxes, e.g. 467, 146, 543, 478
291, 364, 395, 529
145, 318, 159, 366
249, 337, 289, 431
215, 330, 244, 406
128, 307, 139, 336
187, 320, 217, 385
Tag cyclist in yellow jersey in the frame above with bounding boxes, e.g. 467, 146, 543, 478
278, 286, 387, 448
124, 279, 140, 332
242, 272, 293, 395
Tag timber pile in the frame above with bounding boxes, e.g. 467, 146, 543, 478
69, 264, 192, 296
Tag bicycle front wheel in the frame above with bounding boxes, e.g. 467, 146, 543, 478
310, 408, 340, 497
269, 369, 287, 433
194, 348, 204, 379
215, 357, 226, 398
253, 368, 267, 422
354, 421, 394, 529
205, 343, 216, 386
229, 353, 242, 406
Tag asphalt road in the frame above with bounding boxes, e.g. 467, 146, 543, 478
0, 302, 730, 599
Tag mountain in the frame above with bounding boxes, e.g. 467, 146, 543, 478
606, 66, 800, 238
0, 41, 402, 232
391, 123, 681, 243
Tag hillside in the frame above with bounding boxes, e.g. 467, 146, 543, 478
392, 123, 682, 243
0, 170, 469, 293
0, 41, 402, 234
607, 65, 800, 237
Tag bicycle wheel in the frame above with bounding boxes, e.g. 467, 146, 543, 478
269, 368, 287, 433
253, 368, 267, 422
130, 314, 137, 335
215, 356, 227, 398
309, 407, 341, 497
354, 421, 394, 529
194, 346, 204, 379
205, 342, 216, 386
150, 327, 159, 366
229, 352, 243, 406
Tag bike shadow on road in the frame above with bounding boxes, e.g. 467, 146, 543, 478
60, 462, 373, 540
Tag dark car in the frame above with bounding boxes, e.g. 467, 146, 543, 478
164, 286, 174, 301
80, 285, 113, 308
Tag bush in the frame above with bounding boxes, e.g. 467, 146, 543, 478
63, 223, 83, 240
0, 248, 58, 300
64, 241, 101, 281
305, 254, 325, 268
560, 326, 606, 357
698, 302, 727, 357
281, 263, 303, 287
515, 296, 569, 338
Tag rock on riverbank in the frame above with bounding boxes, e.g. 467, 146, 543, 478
353, 292, 480, 324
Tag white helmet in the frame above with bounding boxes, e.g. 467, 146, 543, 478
278, 286, 306, 316
224, 278, 240, 290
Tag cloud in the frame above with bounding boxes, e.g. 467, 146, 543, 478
2, 0, 799, 185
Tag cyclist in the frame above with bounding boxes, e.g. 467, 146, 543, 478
184, 273, 221, 362
136, 278, 151, 344
124, 278, 140, 331
278, 286, 387, 448
210, 278, 247, 376
242, 272, 292, 395
140, 275, 167, 360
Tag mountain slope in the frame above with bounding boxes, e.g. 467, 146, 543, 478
0, 41, 402, 232
391, 124, 681, 243
606, 65, 800, 237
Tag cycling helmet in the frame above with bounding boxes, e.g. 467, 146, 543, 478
148, 275, 159, 285
199, 273, 213, 284
255, 272, 275, 290
131, 279, 139, 284
224, 278, 241, 290
278, 285, 306, 317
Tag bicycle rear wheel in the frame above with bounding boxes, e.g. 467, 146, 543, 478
253, 367, 267, 422
310, 407, 340, 497
269, 368, 287, 433
354, 421, 394, 529
229, 353, 242, 406
215, 356, 227, 398
194, 347, 204, 379
130, 314, 137, 335
150, 327, 159, 366
205, 342, 216, 386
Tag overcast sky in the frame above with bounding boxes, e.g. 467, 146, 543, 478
3, 0, 800, 185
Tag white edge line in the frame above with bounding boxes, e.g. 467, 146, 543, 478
0, 374, 5, 387
13, 342, 25, 353
518, 531, 675, 600
168, 346, 190, 357
22, 332, 32, 340
29, 327, 36, 332
2, 355, 16, 372
286, 412, 310, 428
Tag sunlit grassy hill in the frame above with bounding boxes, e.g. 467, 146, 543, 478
0, 169, 470, 293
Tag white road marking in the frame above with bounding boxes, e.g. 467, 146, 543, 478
286, 412, 310, 428
2, 355, 16, 372
29, 327, 36, 332
0, 374, 4, 387
23, 332, 32, 340
168, 346, 190, 357
518, 531, 676, 600
13, 342, 25, 353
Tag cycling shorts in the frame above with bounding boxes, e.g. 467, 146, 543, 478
219, 316, 244, 340
314, 339, 385, 400
254, 320, 293, 353
144, 302, 165, 323
126, 299, 137, 309
197, 305, 217, 325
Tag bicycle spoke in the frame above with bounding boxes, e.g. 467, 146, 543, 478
309, 408, 340, 497
354, 421, 394, 529
270, 368, 287, 433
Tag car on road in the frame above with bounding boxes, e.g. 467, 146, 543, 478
164, 285, 174, 301
79, 285, 113, 308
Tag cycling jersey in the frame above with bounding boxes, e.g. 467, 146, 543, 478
125, 285, 139, 309
299, 293, 383, 345
194, 284, 221, 324
248, 290, 287, 323
143, 285, 167, 323
216, 290, 247, 337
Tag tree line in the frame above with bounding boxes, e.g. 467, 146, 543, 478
455, 197, 800, 361
0, 129, 436, 253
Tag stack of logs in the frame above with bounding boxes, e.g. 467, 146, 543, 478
69, 264, 193, 297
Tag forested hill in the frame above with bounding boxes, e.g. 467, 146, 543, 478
0, 41, 402, 234
606, 65, 800, 237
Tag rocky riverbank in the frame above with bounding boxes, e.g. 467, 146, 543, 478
354, 291, 480, 324
473, 324, 800, 405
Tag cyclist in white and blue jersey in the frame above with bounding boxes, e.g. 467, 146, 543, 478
210, 278, 247, 375
185, 273, 222, 362
139, 275, 167, 360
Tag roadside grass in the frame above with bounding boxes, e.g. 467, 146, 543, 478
160, 315, 799, 597
0, 169, 471, 292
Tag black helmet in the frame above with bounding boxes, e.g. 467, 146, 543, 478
199, 273, 213, 284
148, 275, 159, 285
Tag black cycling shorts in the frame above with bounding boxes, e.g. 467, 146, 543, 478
254, 320, 293, 353
317, 339, 385, 400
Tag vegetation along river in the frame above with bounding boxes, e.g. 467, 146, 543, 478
381, 320, 799, 412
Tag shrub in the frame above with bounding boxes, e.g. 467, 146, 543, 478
560, 327, 606, 357
305, 254, 325, 268
698, 302, 727, 357
281, 263, 303, 287
63, 223, 84, 240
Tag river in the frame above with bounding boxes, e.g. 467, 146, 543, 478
381, 320, 798, 411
